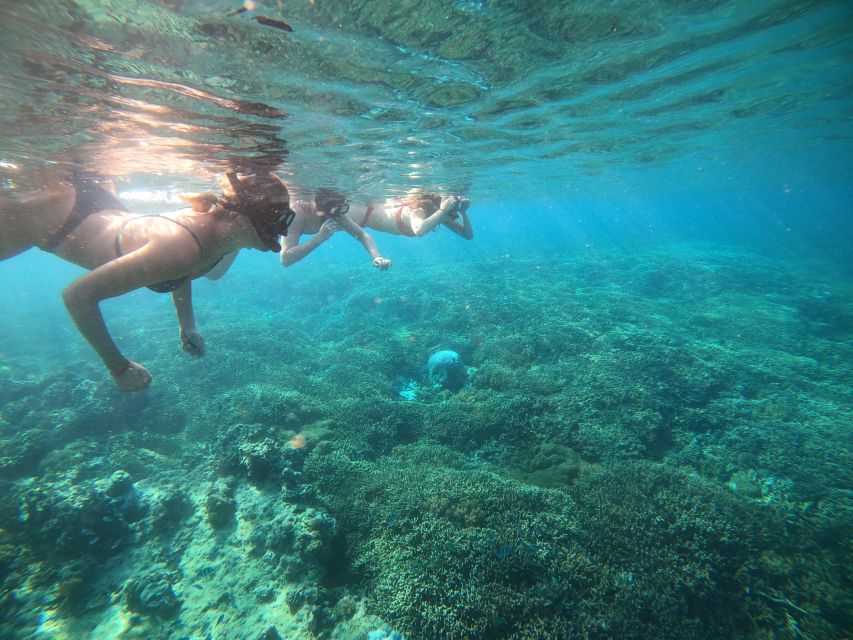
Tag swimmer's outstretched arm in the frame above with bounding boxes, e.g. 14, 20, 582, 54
336, 214, 392, 270
280, 214, 333, 267
172, 280, 205, 357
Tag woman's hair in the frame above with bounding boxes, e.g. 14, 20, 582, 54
406, 191, 440, 214
179, 172, 289, 215
314, 187, 346, 213
219, 171, 289, 203
180, 192, 220, 213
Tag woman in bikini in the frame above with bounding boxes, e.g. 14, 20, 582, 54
0, 169, 295, 392
351, 191, 474, 240
280, 187, 392, 269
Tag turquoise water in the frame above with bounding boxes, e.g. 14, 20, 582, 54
1, 2, 852, 639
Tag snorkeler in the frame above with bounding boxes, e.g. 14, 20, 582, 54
280, 187, 392, 269
349, 191, 473, 240
0, 167, 296, 392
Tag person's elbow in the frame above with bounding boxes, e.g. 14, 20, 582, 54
280, 250, 296, 267
62, 281, 94, 315
61, 285, 77, 311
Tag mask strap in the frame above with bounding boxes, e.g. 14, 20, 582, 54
281, 210, 296, 236
225, 172, 245, 198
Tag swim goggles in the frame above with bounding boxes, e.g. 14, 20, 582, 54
329, 202, 350, 217
272, 202, 297, 236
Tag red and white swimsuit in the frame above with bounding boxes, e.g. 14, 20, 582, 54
392, 202, 416, 236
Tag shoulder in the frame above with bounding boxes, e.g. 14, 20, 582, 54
293, 200, 316, 218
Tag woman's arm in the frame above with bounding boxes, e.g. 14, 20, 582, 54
337, 215, 392, 269
62, 237, 200, 390
411, 196, 458, 237
172, 280, 205, 356
280, 215, 336, 267
442, 205, 474, 240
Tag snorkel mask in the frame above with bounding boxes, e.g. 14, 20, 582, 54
329, 202, 350, 217
314, 189, 349, 219
222, 171, 295, 252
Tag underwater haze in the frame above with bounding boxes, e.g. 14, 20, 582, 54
1, 1, 852, 639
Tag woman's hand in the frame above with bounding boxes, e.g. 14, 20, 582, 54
318, 218, 340, 240
113, 361, 153, 392
439, 196, 458, 212
180, 327, 206, 357
372, 256, 392, 270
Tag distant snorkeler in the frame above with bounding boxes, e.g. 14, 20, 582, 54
350, 190, 474, 240
282, 189, 473, 263
0, 166, 298, 392
280, 187, 393, 269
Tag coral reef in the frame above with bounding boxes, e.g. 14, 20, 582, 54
0, 247, 850, 640
307, 447, 789, 639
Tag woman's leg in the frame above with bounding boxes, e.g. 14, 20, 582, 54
0, 187, 75, 260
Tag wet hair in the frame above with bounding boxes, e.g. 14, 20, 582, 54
314, 188, 347, 213
220, 171, 289, 204
409, 192, 440, 214
216, 171, 293, 252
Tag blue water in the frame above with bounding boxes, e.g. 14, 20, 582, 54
1, 2, 852, 639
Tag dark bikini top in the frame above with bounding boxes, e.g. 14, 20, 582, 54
41, 180, 222, 293
115, 214, 224, 294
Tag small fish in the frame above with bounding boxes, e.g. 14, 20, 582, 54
225, 6, 248, 16
253, 15, 294, 32
495, 545, 515, 560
